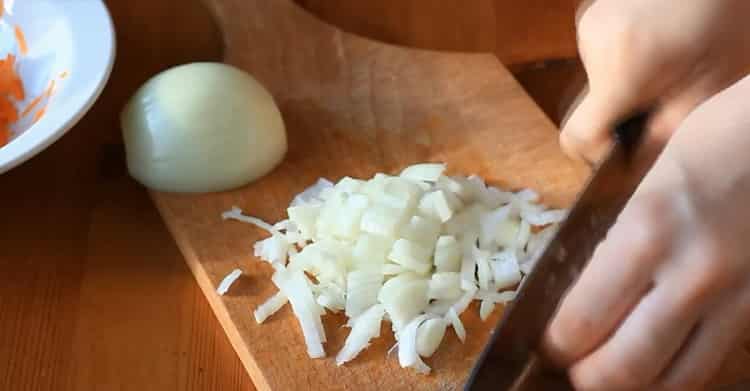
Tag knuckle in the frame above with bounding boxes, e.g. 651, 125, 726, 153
546, 312, 594, 364
614, 197, 670, 258
681, 235, 737, 305
573, 359, 647, 391
693, 235, 735, 282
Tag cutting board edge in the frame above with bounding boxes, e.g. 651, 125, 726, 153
150, 194, 274, 391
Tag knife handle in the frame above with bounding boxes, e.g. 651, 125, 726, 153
613, 111, 651, 155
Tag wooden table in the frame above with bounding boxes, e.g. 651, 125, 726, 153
1, 1, 748, 390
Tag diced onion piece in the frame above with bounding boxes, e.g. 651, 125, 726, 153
254, 291, 288, 323
383, 279, 429, 331
434, 235, 461, 273
444, 204, 487, 236
479, 187, 514, 209
416, 318, 448, 357
388, 239, 432, 275
452, 284, 479, 316
520, 259, 536, 275
336, 304, 386, 365
284, 231, 303, 247
490, 251, 522, 289
351, 234, 393, 271
383, 177, 424, 209
253, 234, 290, 264
291, 241, 348, 287
315, 191, 345, 238
222, 207, 275, 233
397, 314, 432, 374
436, 175, 472, 201
331, 193, 369, 240
382, 263, 408, 275
446, 308, 466, 343
514, 188, 540, 202
345, 271, 383, 318
288, 204, 321, 240
476, 254, 492, 291
426, 299, 455, 316
418, 190, 456, 222
317, 283, 346, 312
360, 203, 407, 237
272, 219, 295, 232
479, 205, 511, 249
399, 215, 441, 248
291, 178, 334, 206
523, 208, 568, 226
460, 254, 476, 288
379, 274, 429, 331
428, 272, 463, 300
526, 224, 558, 259
272, 268, 326, 358
335, 176, 365, 194
400, 163, 446, 182
378, 273, 420, 303
479, 299, 495, 321
476, 290, 517, 304
495, 218, 521, 249
515, 220, 532, 250
217, 268, 243, 295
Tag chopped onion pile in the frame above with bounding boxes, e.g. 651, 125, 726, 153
222, 163, 565, 373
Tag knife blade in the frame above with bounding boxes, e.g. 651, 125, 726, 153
465, 112, 652, 391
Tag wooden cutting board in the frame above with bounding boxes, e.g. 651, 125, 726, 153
151, 0, 589, 389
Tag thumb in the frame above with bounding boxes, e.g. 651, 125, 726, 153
560, 85, 645, 163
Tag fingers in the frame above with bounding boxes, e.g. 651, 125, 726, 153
543, 195, 672, 366
569, 273, 704, 391
657, 282, 750, 390
569, 238, 735, 391
560, 86, 635, 163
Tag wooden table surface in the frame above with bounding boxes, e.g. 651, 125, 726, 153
1, 1, 748, 390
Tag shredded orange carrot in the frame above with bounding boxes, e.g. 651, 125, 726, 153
32, 106, 45, 124
0, 54, 24, 101
14, 25, 27, 55
0, 23, 63, 148
0, 53, 23, 147
21, 95, 41, 117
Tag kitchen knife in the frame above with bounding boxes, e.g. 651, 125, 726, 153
465, 112, 652, 391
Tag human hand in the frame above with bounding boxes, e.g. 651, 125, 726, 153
545, 58, 750, 391
561, 0, 750, 163
545, 1, 750, 389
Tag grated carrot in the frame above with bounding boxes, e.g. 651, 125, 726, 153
14, 25, 27, 55
0, 53, 23, 147
20, 95, 40, 117
32, 106, 45, 124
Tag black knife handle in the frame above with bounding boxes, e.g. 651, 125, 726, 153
614, 111, 651, 157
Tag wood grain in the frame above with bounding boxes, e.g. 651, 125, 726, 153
151, 0, 588, 390
0, 0, 253, 390
1, 0, 749, 390
295, 0, 579, 66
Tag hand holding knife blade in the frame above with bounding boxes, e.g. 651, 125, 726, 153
465, 112, 652, 391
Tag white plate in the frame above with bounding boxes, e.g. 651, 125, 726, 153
0, 0, 115, 174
